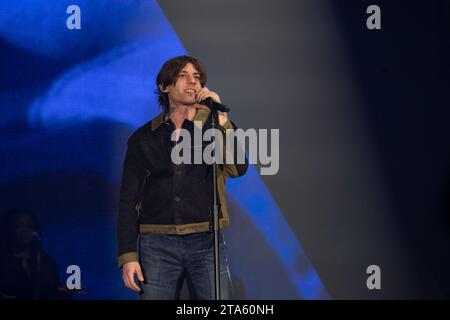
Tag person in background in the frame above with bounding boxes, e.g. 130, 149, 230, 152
0, 209, 71, 299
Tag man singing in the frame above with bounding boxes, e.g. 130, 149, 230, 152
117, 55, 248, 300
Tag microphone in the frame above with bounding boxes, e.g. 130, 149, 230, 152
200, 97, 230, 113
31, 231, 41, 242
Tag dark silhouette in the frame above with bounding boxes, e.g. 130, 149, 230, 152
0, 209, 71, 299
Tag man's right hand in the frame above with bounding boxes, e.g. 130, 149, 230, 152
122, 261, 144, 292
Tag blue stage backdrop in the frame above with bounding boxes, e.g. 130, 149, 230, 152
2, 0, 450, 300
0, 0, 328, 299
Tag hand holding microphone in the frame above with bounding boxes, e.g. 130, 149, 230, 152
195, 87, 230, 126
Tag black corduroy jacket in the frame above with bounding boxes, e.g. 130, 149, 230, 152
117, 108, 248, 267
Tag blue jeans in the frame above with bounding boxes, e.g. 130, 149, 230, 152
138, 231, 232, 300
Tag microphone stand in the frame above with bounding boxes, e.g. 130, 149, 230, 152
201, 98, 230, 300
30, 232, 41, 299
209, 108, 221, 301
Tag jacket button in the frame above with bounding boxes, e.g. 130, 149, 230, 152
174, 196, 181, 202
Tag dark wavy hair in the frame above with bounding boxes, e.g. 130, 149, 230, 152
155, 55, 207, 113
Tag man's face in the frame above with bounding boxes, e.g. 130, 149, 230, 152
162, 63, 202, 106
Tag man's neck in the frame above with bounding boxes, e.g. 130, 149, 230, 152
169, 104, 196, 128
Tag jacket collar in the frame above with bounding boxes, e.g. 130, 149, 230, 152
151, 108, 211, 131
